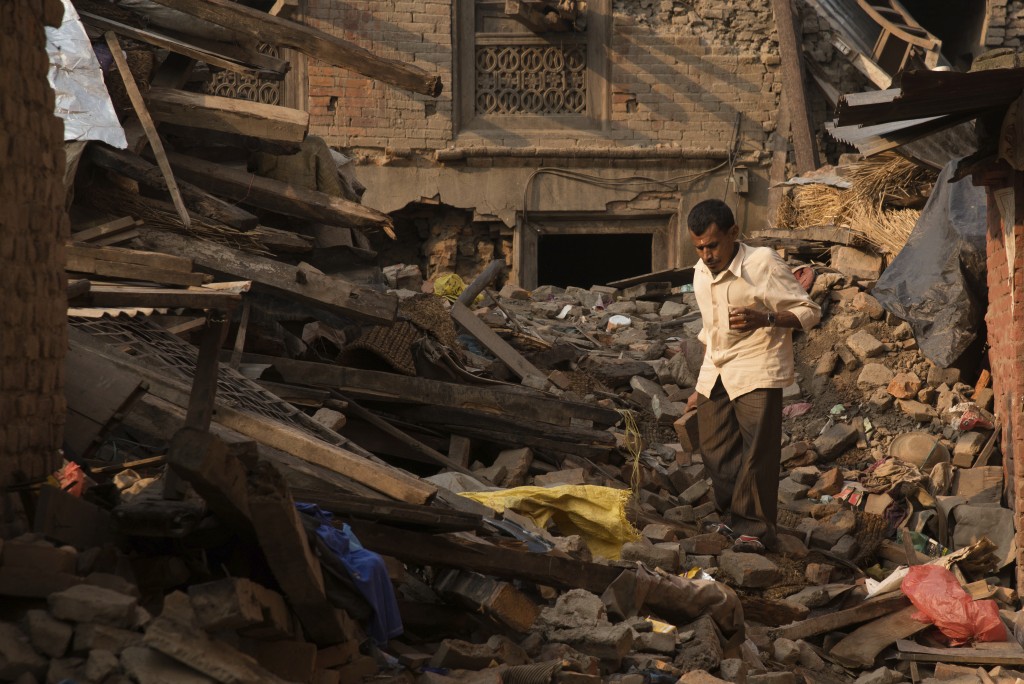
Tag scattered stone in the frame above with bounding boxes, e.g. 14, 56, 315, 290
678, 671, 730, 684
492, 447, 533, 487
535, 468, 587, 487
917, 387, 937, 404
660, 301, 688, 318
898, 400, 938, 422
807, 468, 843, 498
805, 563, 831, 584
852, 292, 885, 319
853, 666, 905, 684
927, 366, 961, 387
813, 425, 859, 461
789, 466, 819, 486
0, 623, 47, 681
814, 351, 838, 377
953, 431, 988, 468
796, 640, 826, 670
635, 631, 676, 655
773, 534, 808, 559
831, 535, 860, 560
679, 479, 711, 505
49, 584, 138, 628
846, 331, 886, 360
664, 505, 695, 524
681, 533, 731, 556
857, 363, 894, 389
718, 551, 782, 588
974, 387, 995, 411
693, 501, 717, 519
830, 246, 883, 280
24, 609, 72, 659
778, 478, 810, 504
640, 524, 675, 543
620, 542, 679, 572
868, 388, 894, 410
120, 646, 217, 684
74, 623, 144, 654
780, 441, 813, 465
835, 344, 860, 371
85, 649, 119, 683
886, 372, 922, 399
675, 615, 723, 673
891, 321, 913, 341
747, 673, 797, 684
771, 638, 800, 666
719, 658, 748, 683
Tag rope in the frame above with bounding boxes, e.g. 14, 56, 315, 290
617, 408, 643, 497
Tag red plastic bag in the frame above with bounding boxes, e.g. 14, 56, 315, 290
901, 565, 1006, 646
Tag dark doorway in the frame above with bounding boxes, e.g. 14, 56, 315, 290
537, 233, 652, 288
900, 0, 988, 69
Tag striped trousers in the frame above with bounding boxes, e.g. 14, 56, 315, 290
696, 377, 782, 545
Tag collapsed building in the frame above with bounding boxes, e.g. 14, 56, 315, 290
4, 0, 1024, 683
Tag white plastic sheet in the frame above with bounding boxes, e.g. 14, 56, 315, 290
46, 0, 127, 148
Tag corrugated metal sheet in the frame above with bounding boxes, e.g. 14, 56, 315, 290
835, 67, 1024, 126
804, 0, 880, 58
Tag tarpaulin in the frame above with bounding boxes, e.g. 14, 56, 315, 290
872, 159, 987, 367
46, 0, 126, 147
460, 485, 641, 560
295, 503, 402, 645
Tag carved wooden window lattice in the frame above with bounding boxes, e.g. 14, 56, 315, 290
475, 42, 587, 115
204, 43, 281, 105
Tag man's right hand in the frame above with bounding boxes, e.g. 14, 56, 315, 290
686, 391, 699, 412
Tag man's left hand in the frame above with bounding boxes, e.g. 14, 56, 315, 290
728, 306, 769, 332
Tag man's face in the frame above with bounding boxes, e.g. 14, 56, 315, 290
689, 222, 739, 275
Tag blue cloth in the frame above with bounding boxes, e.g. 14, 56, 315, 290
295, 503, 403, 645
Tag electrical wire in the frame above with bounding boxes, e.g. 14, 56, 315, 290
616, 408, 644, 498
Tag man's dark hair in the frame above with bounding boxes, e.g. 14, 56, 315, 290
687, 199, 735, 236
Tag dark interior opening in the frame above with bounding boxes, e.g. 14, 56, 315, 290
537, 233, 652, 289
900, 0, 988, 70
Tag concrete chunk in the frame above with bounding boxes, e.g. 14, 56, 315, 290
49, 584, 138, 628
718, 551, 782, 588
953, 431, 988, 468
857, 363, 894, 389
25, 609, 72, 659
831, 246, 882, 280
886, 372, 922, 399
813, 424, 859, 461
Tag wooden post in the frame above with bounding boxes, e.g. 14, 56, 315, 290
766, 86, 793, 227
457, 260, 506, 306
104, 31, 192, 229
769, 0, 819, 173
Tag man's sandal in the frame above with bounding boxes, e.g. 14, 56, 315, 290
731, 535, 766, 554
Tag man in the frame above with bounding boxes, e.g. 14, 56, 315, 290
685, 199, 821, 553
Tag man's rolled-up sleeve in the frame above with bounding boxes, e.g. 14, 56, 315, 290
762, 255, 821, 331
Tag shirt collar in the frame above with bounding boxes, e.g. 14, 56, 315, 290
707, 242, 745, 282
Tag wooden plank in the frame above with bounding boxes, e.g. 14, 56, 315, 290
213, 404, 437, 505
69, 284, 241, 310
66, 243, 194, 273
65, 345, 148, 459
896, 640, 1024, 666
333, 392, 481, 479
349, 521, 623, 594
457, 260, 505, 306
163, 151, 394, 233
504, 0, 570, 32
145, 87, 308, 143
451, 301, 545, 383
828, 606, 928, 669
770, 0, 820, 173
91, 229, 141, 247
66, 255, 209, 288
138, 229, 397, 324
147, 0, 442, 97
87, 144, 259, 230
79, 11, 287, 79
290, 489, 484, 534
229, 300, 251, 370
104, 31, 191, 229
71, 216, 137, 242
167, 427, 255, 535
233, 353, 620, 427
66, 279, 91, 300
770, 592, 910, 641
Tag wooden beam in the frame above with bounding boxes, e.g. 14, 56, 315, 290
88, 141, 259, 231
504, 0, 570, 32
457, 260, 505, 306
68, 284, 241, 310
80, 12, 287, 79
766, 86, 792, 227
332, 392, 482, 480
828, 605, 928, 669
66, 244, 210, 288
146, 0, 442, 97
163, 151, 395, 235
349, 521, 622, 594
138, 229, 398, 324
214, 404, 437, 505
769, 592, 909, 641
104, 31, 192, 229
451, 302, 546, 383
769, 0, 819, 173
233, 353, 620, 427
71, 216, 139, 242
145, 87, 308, 144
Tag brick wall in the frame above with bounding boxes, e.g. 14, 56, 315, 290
0, 0, 68, 507
983, 183, 1024, 588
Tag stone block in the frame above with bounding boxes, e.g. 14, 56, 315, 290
1, 539, 76, 574
678, 671, 730, 683
673, 411, 700, 452
621, 542, 679, 572
641, 523, 676, 543
693, 501, 717, 519
974, 387, 994, 411
0, 565, 82, 598
681, 533, 731, 556
886, 372, 922, 399
0, 623, 47, 681
807, 468, 842, 498
868, 388, 894, 410
73, 623, 144, 655
804, 563, 831, 585
492, 447, 533, 487
49, 584, 138, 628
777, 478, 809, 504
771, 637, 800, 666
718, 551, 782, 588
679, 479, 710, 505
120, 646, 216, 684
311, 408, 346, 431
814, 351, 838, 377
813, 424, 859, 461
674, 615, 723, 673
660, 301, 688, 318
25, 609, 72, 658
664, 505, 695, 524
748, 673, 796, 684
852, 292, 885, 319
635, 631, 676, 654
831, 535, 860, 560
891, 321, 913, 340
835, 344, 860, 371
789, 466, 819, 486
857, 363, 894, 390
846, 330, 886, 360
535, 468, 587, 487
86, 649, 120, 683
719, 658, 748, 683
927, 366, 961, 387
952, 431, 988, 468
898, 399, 937, 422
830, 246, 882, 280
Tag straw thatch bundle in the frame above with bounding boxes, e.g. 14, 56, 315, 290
777, 153, 936, 255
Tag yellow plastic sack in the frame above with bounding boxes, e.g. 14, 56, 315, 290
433, 272, 484, 305
460, 485, 640, 560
